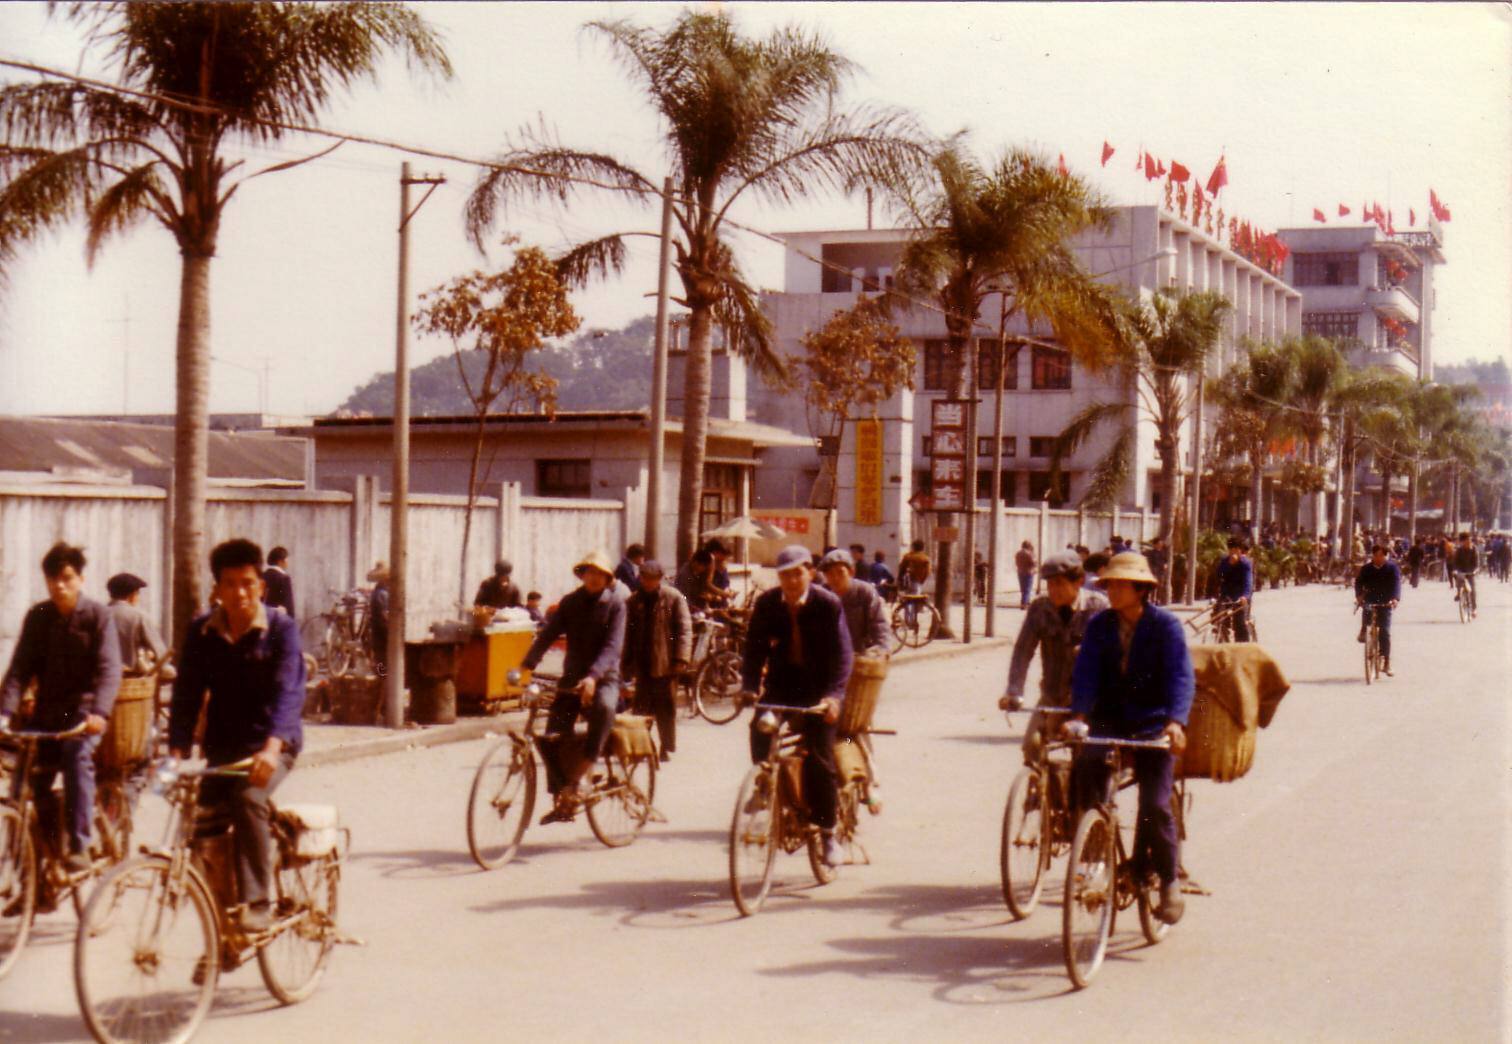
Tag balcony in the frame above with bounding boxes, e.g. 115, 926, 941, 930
1365, 285, 1420, 324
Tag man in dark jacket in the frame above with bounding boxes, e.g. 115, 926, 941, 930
171, 539, 305, 931
474, 560, 521, 610
1355, 544, 1403, 673
622, 560, 691, 760
1, 542, 121, 870
1406, 538, 1425, 589
1451, 532, 1480, 617
741, 545, 853, 867
520, 550, 627, 823
262, 545, 295, 618
1214, 538, 1254, 640
614, 544, 645, 591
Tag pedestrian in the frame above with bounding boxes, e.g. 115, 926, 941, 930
1014, 541, 1036, 609
1146, 537, 1170, 599
0, 542, 122, 871
474, 560, 521, 610
1406, 537, 1425, 589
170, 538, 304, 932
262, 545, 295, 618
524, 591, 545, 627
702, 538, 734, 594
367, 562, 390, 676
848, 543, 870, 583
819, 549, 890, 656
518, 550, 627, 825
615, 544, 645, 591
871, 550, 896, 602
676, 549, 727, 612
622, 559, 691, 761
105, 572, 171, 677
1082, 552, 1110, 592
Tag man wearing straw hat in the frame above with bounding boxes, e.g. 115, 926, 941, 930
519, 549, 627, 824
1065, 551, 1194, 925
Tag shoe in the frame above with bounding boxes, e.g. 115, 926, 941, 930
1382, 661, 1392, 676
1155, 882, 1185, 925
743, 780, 769, 815
821, 831, 842, 868
241, 903, 271, 933
1356, 631, 1365, 644
64, 852, 92, 874
659, 750, 671, 763
539, 786, 578, 825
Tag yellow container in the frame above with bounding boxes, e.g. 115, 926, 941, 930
457, 627, 536, 703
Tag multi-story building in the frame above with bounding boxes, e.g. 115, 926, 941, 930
750, 205, 1302, 554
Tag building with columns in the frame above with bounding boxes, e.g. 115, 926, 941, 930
749, 205, 1303, 556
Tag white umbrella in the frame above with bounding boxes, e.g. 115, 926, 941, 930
702, 515, 787, 541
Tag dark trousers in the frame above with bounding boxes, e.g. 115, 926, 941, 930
1072, 745, 1179, 885
1220, 599, 1251, 641
27, 734, 101, 854
631, 674, 675, 754
749, 708, 838, 830
1360, 604, 1393, 659
1018, 571, 1033, 608
198, 751, 294, 909
541, 680, 619, 795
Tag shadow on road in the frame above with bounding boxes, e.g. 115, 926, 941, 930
349, 846, 486, 879
0, 1011, 89, 1044
938, 734, 1015, 746
467, 876, 739, 928
1289, 676, 1367, 687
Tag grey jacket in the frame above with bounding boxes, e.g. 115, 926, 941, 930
623, 584, 693, 680
1005, 588, 1110, 705
108, 600, 167, 675
838, 579, 890, 655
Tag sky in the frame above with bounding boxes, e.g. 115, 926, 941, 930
0, 1, 1508, 418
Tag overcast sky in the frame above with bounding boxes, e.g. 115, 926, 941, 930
1, 1, 1508, 418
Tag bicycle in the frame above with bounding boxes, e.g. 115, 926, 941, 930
727, 703, 886, 917
1061, 733, 1187, 990
1356, 602, 1389, 684
466, 672, 657, 870
1451, 571, 1476, 622
74, 757, 346, 1043
890, 593, 941, 650
300, 589, 371, 679
0, 721, 134, 980
1211, 598, 1256, 643
999, 707, 1077, 920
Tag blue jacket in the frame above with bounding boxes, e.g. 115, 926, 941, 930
522, 582, 626, 688
1216, 555, 1253, 600
262, 566, 295, 618
1354, 560, 1402, 605
1071, 605, 1195, 737
741, 584, 852, 707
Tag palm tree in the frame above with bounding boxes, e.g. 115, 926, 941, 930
1330, 367, 1407, 551
1211, 340, 1295, 530
1052, 289, 1229, 603
0, 1, 450, 642
890, 143, 1120, 622
1282, 335, 1345, 535
464, 10, 928, 565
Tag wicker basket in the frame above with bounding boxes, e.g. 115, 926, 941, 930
838, 656, 889, 736
611, 716, 656, 760
331, 674, 383, 725
1180, 686, 1255, 782
99, 675, 156, 770
1179, 643, 1289, 782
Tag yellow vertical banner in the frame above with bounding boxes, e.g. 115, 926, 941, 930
855, 417, 883, 526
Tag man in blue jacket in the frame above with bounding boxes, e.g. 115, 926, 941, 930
1355, 544, 1402, 674
171, 539, 305, 931
1214, 537, 1254, 641
1067, 552, 1194, 925
741, 545, 853, 867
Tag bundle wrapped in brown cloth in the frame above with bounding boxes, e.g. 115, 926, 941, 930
1181, 644, 1290, 782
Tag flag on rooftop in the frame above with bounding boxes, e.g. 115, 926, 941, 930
1100, 141, 1115, 167
1168, 160, 1190, 182
1313, 208, 1326, 223
1339, 204, 1351, 217
1205, 155, 1228, 195
1058, 152, 1068, 177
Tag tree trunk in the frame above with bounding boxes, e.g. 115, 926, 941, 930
1407, 459, 1419, 541
459, 412, 487, 611
675, 305, 713, 567
1378, 462, 1392, 536
1340, 418, 1357, 559
172, 250, 213, 647
1250, 445, 1264, 534
1156, 429, 1178, 604
1449, 460, 1460, 534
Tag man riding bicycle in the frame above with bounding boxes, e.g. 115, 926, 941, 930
1354, 544, 1402, 675
1063, 552, 1193, 925
818, 549, 890, 657
741, 545, 853, 868
1450, 532, 1479, 618
518, 550, 628, 825
1214, 538, 1254, 641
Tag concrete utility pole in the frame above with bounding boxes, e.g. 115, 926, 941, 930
646, 177, 675, 558
986, 293, 1010, 637
387, 161, 445, 730
1185, 375, 1204, 605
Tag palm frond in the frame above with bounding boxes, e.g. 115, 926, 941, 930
553, 234, 628, 289
711, 258, 783, 380
1048, 400, 1132, 494
0, 146, 105, 267
85, 160, 170, 265
1077, 422, 1137, 510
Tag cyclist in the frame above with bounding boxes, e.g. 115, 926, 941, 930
1450, 532, 1479, 617
1063, 552, 1193, 925
1406, 537, 1425, 589
740, 545, 853, 868
819, 549, 890, 656
0, 542, 122, 873
1354, 544, 1402, 675
898, 539, 931, 627
1214, 537, 1254, 640
518, 550, 628, 825
171, 539, 305, 931
999, 551, 1108, 765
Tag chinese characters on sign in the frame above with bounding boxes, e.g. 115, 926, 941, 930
854, 418, 883, 526
928, 399, 971, 513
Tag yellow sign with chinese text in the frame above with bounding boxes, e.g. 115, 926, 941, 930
855, 418, 883, 526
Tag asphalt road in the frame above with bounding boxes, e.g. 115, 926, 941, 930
2, 576, 1508, 1042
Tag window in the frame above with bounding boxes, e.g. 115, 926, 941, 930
923, 339, 950, 391
977, 471, 1017, 505
700, 463, 741, 536
1031, 345, 1072, 390
977, 341, 1020, 390
1027, 470, 1071, 505
1028, 436, 1057, 458
976, 436, 1016, 458
1301, 311, 1359, 340
1292, 252, 1359, 287
921, 435, 933, 457
537, 459, 590, 497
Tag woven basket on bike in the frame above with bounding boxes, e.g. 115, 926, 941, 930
838, 656, 888, 736
1181, 644, 1291, 782
97, 673, 156, 771
833, 738, 869, 784
610, 715, 657, 761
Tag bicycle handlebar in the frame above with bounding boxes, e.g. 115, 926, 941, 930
0, 720, 91, 741
751, 702, 827, 716
1072, 735, 1173, 751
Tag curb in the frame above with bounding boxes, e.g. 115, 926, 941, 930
892, 634, 1011, 666
301, 714, 522, 769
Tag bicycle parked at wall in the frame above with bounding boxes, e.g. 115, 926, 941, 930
73, 758, 347, 1044
300, 588, 371, 679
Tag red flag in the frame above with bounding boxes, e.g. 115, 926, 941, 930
1100, 141, 1115, 167
1312, 208, 1326, 223
1409, 208, 1416, 226
1430, 188, 1452, 222
1169, 160, 1190, 183
1205, 155, 1228, 195
1338, 204, 1350, 217
1387, 210, 1395, 235
1144, 152, 1160, 180
1058, 152, 1068, 177
1156, 158, 1167, 177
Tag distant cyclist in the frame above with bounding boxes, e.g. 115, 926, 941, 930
1355, 545, 1402, 676
1214, 538, 1254, 641
1450, 532, 1479, 617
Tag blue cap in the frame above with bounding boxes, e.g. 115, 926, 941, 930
774, 545, 811, 572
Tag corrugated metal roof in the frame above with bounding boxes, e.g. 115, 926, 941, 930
0, 416, 305, 482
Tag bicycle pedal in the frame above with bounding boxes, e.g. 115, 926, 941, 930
646, 807, 668, 824
333, 931, 368, 947
1179, 878, 1212, 897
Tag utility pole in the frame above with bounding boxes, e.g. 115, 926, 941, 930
646, 177, 675, 558
986, 291, 1010, 637
1185, 374, 1204, 605
387, 161, 445, 730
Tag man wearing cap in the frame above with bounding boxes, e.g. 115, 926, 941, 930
519, 550, 628, 823
106, 573, 170, 677
819, 549, 890, 657
999, 551, 1109, 764
741, 545, 853, 867
622, 559, 691, 761
475, 560, 522, 610
1066, 551, 1193, 925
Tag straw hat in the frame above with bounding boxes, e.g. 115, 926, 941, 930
573, 549, 616, 579
1095, 551, 1158, 587
366, 561, 390, 582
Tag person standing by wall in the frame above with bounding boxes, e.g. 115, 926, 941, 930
106, 573, 172, 678
367, 563, 390, 677
262, 546, 295, 619
615, 544, 646, 591
474, 560, 522, 610
622, 560, 691, 761
1014, 541, 1036, 610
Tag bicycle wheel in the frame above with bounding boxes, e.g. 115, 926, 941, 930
328, 621, 354, 677
466, 736, 536, 870
891, 601, 931, 649
75, 855, 218, 1044
729, 767, 777, 917
258, 852, 338, 1005
586, 752, 655, 848
1001, 767, 1048, 919
1363, 625, 1376, 685
95, 782, 133, 865
1137, 873, 1171, 945
1063, 808, 1116, 990
694, 651, 744, 725
0, 805, 36, 980
300, 616, 332, 677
